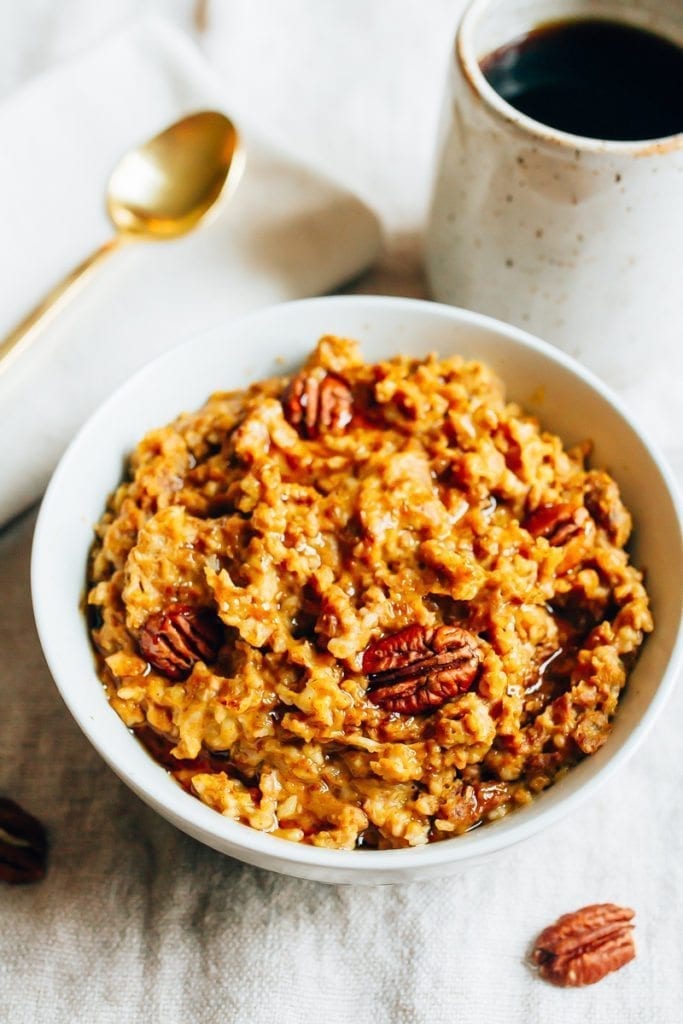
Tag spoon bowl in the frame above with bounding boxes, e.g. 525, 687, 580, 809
108, 111, 242, 239
0, 110, 243, 374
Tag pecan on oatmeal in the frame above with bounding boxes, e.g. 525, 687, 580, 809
282, 368, 353, 437
523, 502, 589, 545
138, 605, 223, 681
87, 335, 652, 850
363, 624, 482, 713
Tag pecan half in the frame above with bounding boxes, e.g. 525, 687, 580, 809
363, 624, 482, 714
523, 502, 589, 546
138, 604, 223, 680
531, 903, 635, 987
0, 798, 48, 885
283, 370, 353, 438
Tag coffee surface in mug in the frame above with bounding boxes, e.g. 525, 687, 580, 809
480, 18, 683, 141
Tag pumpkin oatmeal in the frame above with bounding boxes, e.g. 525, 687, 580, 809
87, 336, 652, 850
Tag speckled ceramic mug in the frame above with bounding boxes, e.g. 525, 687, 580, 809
425, 0, 683, 388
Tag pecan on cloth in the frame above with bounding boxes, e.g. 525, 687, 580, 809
531, 903, 636, 986
363, 624, 482, 714
0, 798, 49, 885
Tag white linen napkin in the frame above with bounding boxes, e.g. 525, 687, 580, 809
0, 15, 380, 528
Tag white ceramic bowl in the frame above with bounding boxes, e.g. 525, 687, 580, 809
32, 296, 683, 884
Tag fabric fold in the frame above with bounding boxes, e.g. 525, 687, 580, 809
0, 15, 381, 527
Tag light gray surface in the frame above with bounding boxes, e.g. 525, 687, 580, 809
1, 3, 682, 1022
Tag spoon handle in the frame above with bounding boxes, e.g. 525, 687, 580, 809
0, 236, 123, 377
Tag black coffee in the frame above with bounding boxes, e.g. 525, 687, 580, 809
479, 18, 683, 141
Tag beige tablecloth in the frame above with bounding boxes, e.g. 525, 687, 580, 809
2, 4, 682, 1023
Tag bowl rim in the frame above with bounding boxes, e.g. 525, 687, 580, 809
456, 0, 683, 158
31, 294, 683, 876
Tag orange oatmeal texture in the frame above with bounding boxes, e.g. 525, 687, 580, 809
87, 336, 652, 850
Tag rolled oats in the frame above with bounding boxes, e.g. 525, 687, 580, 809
87, 336, 652, 849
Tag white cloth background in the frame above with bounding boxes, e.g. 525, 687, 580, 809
1, 3, 681, 1023
0, 16, 380, 525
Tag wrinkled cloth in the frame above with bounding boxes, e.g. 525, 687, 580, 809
0, 15, 380, 526
2, 510, 681, 1022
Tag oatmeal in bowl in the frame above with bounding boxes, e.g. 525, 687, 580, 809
86, 333, 652, 851
32, 296, 682, 883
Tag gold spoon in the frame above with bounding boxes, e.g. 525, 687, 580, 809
0, 110, 243, 375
